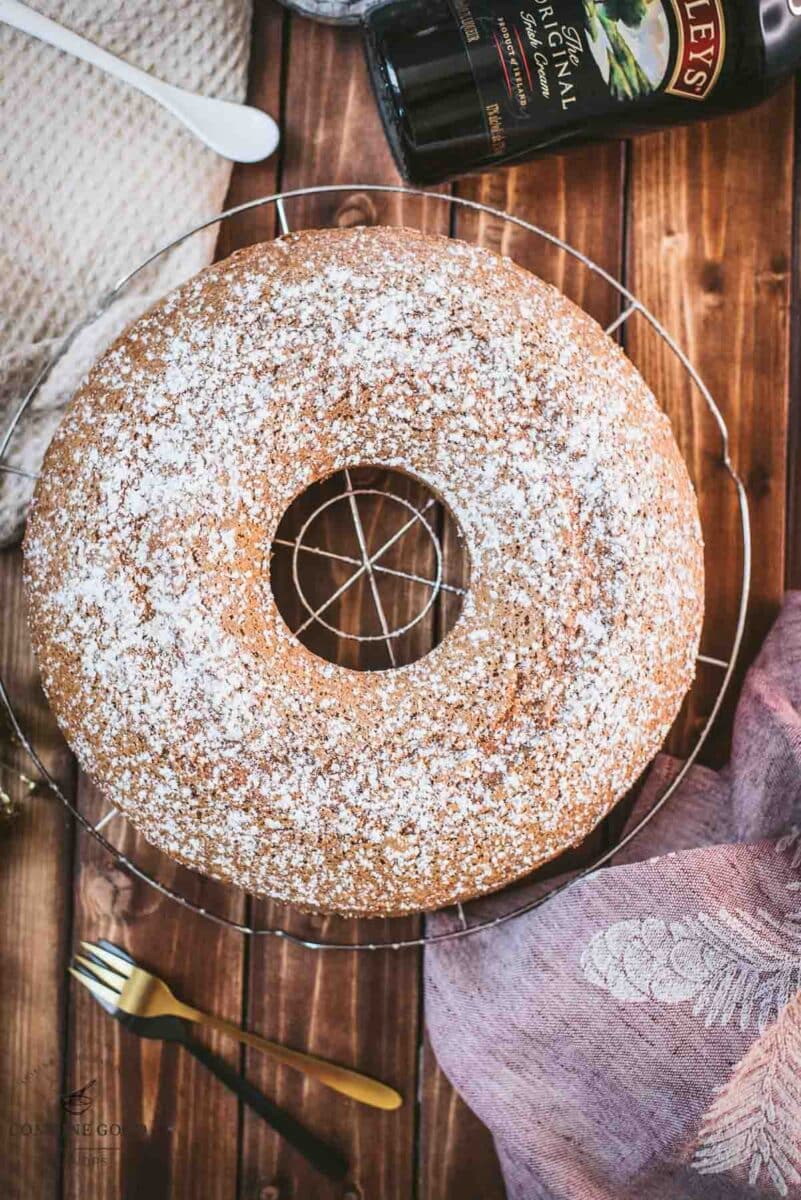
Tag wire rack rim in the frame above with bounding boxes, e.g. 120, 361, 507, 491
0, 183, 751, 950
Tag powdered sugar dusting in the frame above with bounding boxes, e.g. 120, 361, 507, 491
23, 227, 704, 916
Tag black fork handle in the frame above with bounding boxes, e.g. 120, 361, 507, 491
183, 1034, 348, 1181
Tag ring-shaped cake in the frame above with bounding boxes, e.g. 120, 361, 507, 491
24, 226, 704, 916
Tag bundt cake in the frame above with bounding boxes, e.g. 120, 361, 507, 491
23, 226, 704, 916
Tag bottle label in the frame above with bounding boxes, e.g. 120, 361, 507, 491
664, 0, 725, 98
449, 0, 726, 159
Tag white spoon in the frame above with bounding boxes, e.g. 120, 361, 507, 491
0, 0, 280, 163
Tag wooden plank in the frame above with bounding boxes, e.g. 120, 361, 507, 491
452, 148, 626, 328
420, 1037, 506, 1200
626, 94, 794, 761
240, 918, 420, 1200
59, 3, 287, 1196
238, 15, 451, 1200
416, 145, 627, 1200
216, 1, 287, 259
277, 16, 448, 235
62, 779, 245, 1200
0, 547, 74, 1200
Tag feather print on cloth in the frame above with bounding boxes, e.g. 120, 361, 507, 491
581, 907, 801, 1033
693, 994, 801, 1197
424, 595, 801, 1200
581, 835, 801, 1194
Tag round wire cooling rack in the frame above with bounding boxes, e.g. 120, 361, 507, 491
0, 184, 752, 951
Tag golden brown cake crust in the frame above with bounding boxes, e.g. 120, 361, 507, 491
23, 227, 704, 916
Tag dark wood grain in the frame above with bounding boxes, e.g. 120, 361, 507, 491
0, 548, 74, 1200
57, 6, 289, 1198
414, 143, 627, 1200
216, 1, 287, 259
62, 779, 246, 1200
453, 146, 626, 328
278, 18, 449, 236
420, 1036, 506, 1200
626, 94, 795, 762
233, 16, 441, 1199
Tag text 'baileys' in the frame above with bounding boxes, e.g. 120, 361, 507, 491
362, 0, 801, 184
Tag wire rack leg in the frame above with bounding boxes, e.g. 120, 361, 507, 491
276, 196, 291, 236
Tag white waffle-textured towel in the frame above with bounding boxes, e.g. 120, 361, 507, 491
0, 1, 252, 545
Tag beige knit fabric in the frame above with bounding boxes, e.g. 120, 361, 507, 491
0, 1, 252, 545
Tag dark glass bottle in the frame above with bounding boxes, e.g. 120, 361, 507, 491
363, 0, 801, 184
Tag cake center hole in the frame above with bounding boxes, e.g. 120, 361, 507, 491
270, 466, 470, 671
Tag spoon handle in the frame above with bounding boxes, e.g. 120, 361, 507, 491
0, 0, 279, 162
0, 0, 168, 106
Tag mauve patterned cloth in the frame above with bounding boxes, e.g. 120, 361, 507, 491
425, 592, 801, 1200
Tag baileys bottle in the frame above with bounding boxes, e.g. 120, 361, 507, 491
362, 0, 801, 183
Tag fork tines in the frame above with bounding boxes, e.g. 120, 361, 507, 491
69, 940, 132, 1012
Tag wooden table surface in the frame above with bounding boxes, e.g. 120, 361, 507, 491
2, 5, 799, 1198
